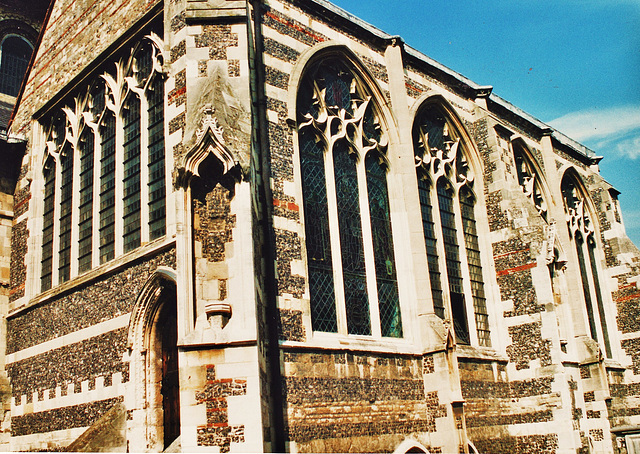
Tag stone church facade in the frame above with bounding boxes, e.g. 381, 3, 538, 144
3, 0, 640, 452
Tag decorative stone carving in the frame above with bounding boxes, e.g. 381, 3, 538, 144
414, 122, 473, 191
298, 74, 389, 163
562, 179, 594, 240
175, 105, 243, 188
514, 149, 548, 222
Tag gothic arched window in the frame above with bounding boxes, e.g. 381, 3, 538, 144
0, 35, 32, 97
413, 103, 490, 346
561, 173, 612, 357
297, 56, 402, 338
39, 30, 166, 292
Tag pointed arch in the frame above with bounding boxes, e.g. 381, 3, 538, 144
287, 41, 399, 148
393, 438, 431, 454
511, 137, 550, 222
411, 95, 491, 347
561, 168, 612, 358
293, 45, 403, 338
174, 107, 243, 189
412, 94, 483, 186
126, 267, 180, 451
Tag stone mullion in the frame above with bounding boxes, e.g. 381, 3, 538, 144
324, 142, 347, 335
69, 136, 82, 279
357, 154, 382, 338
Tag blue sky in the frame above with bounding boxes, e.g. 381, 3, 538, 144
329, 0, 640, 246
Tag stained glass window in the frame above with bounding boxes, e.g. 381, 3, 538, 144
299, 124, 337, 333
297, 57, 402, 338
414, 103, 490, 347
334, 142, 370, 336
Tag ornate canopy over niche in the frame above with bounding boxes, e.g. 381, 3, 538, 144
413, 104, 474, 192
174, 106, 244, 190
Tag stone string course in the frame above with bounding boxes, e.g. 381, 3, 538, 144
11, 396, 123, 437
7, 248, 175, 353
7, 328, 128, 403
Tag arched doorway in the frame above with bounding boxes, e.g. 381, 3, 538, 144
156, 286, 180, 449
127, 268, 181, 452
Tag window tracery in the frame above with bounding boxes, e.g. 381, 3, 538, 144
297, 56, 402, 338
39, 31, 166, 292
561, 174, 611, 357
514, 146, 548, 222
413, 104, 490, 346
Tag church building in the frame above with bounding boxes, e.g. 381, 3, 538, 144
3, 0, 640, 452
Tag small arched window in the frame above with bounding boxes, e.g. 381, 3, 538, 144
413, 102, 490, 346
0, 36, 33, 97
561, 173, 612, 357
297, 55, 402, 338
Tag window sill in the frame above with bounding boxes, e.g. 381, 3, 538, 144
280, 331, 423, 356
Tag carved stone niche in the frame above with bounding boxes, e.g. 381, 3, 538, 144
176, 107, 243, 329
186, 0, 247, 22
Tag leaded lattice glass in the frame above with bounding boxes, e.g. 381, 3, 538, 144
148, 73, 166, 240
418, 178, 444, 318
299, 124, 337, 333
460, 187, 490, 347
123, 94, 142, 253
99, 110, 116, 264
334, 141, 370, 336
437, 179, 469, 344
298, 57, 399, 338
58, 142, 73, 283
78, 128, 94, 273
575, 233, 598, 342
588, 237, 611, 357
366, 153, 402, 338
41, 158, 56, 291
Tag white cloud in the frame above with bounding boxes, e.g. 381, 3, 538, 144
549, 105, 640, 160
549, 105, 640, 143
